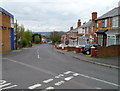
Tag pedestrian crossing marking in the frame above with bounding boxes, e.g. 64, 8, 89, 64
0, 80, 17, 90
28, 84, 42, 89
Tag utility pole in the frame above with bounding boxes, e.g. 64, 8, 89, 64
15, 20, 18, 50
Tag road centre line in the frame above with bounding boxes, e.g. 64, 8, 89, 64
28, 84, 42, 89
37, 48, 40, 59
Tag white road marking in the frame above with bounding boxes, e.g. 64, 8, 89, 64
37, 55, 40, 59
3, 58, 56, 75
77, 73, 120, 87
64, 71, 72, 74
96, 87, 102, 89
0, 80, 7, 85
55, 74, 64, 78
0, 85, 17, 90
54, 81, 65, 86
43, 79, 53, 83
73, 73, 80, 76
28, 84, 42, 89
64, 76, 74, 81
0, 83, 11, 88
45, 86, 54, 90
37, 49, 40, 59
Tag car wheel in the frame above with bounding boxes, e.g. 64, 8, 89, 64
86, 51, 90, 55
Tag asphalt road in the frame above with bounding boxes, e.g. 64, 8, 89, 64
1, 44, 119, 90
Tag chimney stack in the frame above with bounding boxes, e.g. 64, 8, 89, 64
92, 12, 97, 20
70, 26, 73, 30
77, 19, 81, 27
83, 22, 86, 25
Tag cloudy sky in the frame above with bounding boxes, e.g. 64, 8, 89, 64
0, 0, 119, 32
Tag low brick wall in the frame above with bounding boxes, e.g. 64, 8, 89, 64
66, 46, 76, 51
93, 45, 120, 57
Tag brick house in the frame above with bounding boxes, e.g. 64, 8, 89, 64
78, 12, 98, 45
66, 19, 81, 46
0, 7, 14, 53
95, 5, 120, 46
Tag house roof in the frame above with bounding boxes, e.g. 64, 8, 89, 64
106, 29, 120, 35
67, 27, 78, 33
96, 7, 120, 20
0, 7, 14, 18
96, 29, 108, 33
80, 21, 94, 28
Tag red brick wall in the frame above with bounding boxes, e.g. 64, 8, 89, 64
0, 13, 11, 53
94, 45, 120, 57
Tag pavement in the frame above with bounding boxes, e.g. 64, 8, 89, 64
1, 44, 119, 90
56, 49, 119, 69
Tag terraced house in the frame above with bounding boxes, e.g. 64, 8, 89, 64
66, 19, 81, 46
0, 7, 14, 53
95, 5, 120, 46
78, 12, 98, 46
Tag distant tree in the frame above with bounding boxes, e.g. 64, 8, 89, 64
34, 36, 40, 41
49, 31, 65, 44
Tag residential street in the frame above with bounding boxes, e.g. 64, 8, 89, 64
2, 44, 119, 90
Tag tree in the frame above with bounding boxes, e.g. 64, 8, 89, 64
22, 29, 32, 47
48, 31, 65, 43
14, 23, 32, 48
34, 36, 40, 42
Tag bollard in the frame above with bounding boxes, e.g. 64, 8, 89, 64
91, 46, 95, 56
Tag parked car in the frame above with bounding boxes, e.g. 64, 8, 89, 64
56, 44, 65, 49
82, 44, 100, 55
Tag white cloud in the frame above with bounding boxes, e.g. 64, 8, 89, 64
1, 0, 120, 32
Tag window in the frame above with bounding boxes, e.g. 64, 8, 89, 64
0, 26, 2, 29
86, 27, 88, 34
112, 16, 119, 27
96, 22, 98, 28
102, 19, 107, 27
3, 13, 6, 16
105, 19, 107, 27
82, 28, 85, 34
3, 27, 6, 30
98, 35, 103, 46
116, 36, 120, 45
107, 35, 116, 46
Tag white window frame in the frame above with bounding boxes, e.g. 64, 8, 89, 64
112, 16, 119, 27
107, 35, 116, 46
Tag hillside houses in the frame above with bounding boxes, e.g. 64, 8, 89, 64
61, 3, 120, 47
